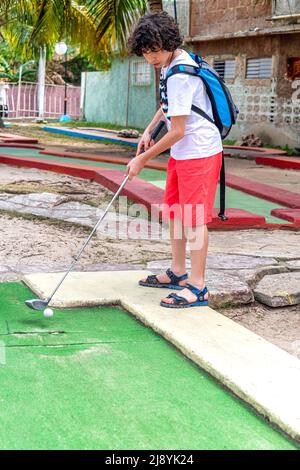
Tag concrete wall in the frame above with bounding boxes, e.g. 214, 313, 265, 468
83, 56, 156, 129
190, 0, 294, 39
189, 33, 300, 147
187, 1, 300, 147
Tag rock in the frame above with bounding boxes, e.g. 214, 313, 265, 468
206, 254, 278, 270
117, 129, 139, 138
286, 260, 300, 271
0, 266, 9, 273
147, 254, 278, 271
146, 262, 253, 308
254, 272, 300, 307
206, 270, 254, 308
0, 192, 166, 239
236, 134, 263, 147
209, 230, 300, 260
0, 192, 62, 217
237, 266, 288, 289
0, 272, 21, 283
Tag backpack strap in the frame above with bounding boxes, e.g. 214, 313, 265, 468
166, 65, 217, 127
218, 152, 228, 221
191, 104, 215, 125
166, 64, 199, 78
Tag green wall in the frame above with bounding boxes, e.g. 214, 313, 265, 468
83, 56, 157, 128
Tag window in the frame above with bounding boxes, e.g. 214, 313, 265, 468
213, 60, 236, 79
131, 60, 152, 86
273, 0, 300, 17
246, 58, 273, 79
287, 58, 300, 80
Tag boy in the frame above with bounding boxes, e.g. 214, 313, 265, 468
126, 11, 223, 308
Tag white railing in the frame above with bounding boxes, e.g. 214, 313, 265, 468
1, 81, 81, 119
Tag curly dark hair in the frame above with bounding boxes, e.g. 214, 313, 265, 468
127, 11, 183, 56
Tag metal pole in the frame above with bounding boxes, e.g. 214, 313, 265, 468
174, 0, 178, 22
16, 65, 23, 117
45, 174, 129, 305
38, 47, 46, 118
64, 51, 67, 115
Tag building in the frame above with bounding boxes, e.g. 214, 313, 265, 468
183, 0, 300, 147
83, 1, 300, 147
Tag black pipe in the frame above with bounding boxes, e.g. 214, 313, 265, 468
174, 0, 178, 22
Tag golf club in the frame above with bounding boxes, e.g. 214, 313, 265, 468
25, 120, 166, 311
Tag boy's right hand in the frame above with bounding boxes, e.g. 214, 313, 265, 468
136, 129, 155, 156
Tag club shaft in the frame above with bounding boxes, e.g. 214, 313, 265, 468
46, 175, 129, 303
44, 120, 165, 305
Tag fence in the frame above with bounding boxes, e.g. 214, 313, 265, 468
1, 81, 81, 119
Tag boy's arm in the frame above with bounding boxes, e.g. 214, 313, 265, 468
136, 108, 167, 156
127, 115, 187, 180
139, 115, 187, 164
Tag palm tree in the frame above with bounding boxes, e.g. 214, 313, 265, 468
0, 0, 148, 123
0, 1, 148, 66
0, 1, 163, 126
148, 1, 163, 12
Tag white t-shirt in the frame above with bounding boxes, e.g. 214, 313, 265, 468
160, 49, 223, 160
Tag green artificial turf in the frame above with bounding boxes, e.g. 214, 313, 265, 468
0, 282, 298, 450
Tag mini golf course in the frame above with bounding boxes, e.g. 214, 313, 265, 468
1, 133, 300, 449
0, 282, 298, 450
1, 143, 299, 228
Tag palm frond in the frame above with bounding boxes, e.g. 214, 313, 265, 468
85, 0, 147, 51
0, 0, 148, 69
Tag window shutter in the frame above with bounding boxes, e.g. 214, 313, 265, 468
246, 58, 273, 78
214, 60, 236, 79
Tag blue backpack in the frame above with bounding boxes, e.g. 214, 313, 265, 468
159, 52, 239, 220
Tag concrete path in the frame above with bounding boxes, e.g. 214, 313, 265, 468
23, 270, 300, 443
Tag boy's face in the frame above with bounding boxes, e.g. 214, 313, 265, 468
142, 49, 173, 68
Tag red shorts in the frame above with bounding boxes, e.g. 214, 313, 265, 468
162, 152, 222, 227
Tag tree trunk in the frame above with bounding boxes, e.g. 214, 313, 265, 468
148, 1, 163, 12
148, 1, 164, 108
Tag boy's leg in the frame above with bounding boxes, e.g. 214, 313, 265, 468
161, 224, 209, 304
140, 218, 188, 285
170, 218, 187, 275
188, 224, 208, 289
141, 156, 188, 286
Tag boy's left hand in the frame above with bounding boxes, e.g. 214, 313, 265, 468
126, 156, 145, 180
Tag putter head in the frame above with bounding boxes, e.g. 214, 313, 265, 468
25, 299, 49, 311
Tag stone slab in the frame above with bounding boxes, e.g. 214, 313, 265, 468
0, 192, 166, 238
209, 230, 300, 260
286, 260, 300, 271
22, 270, 300, 442
254, 272, 300, 307
0, 266, 9, 273
147, 254, 279, 271
237, 266, 289, 289
147, 267, 253, 308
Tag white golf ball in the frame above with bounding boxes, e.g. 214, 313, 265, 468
43, 308, 54, 318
